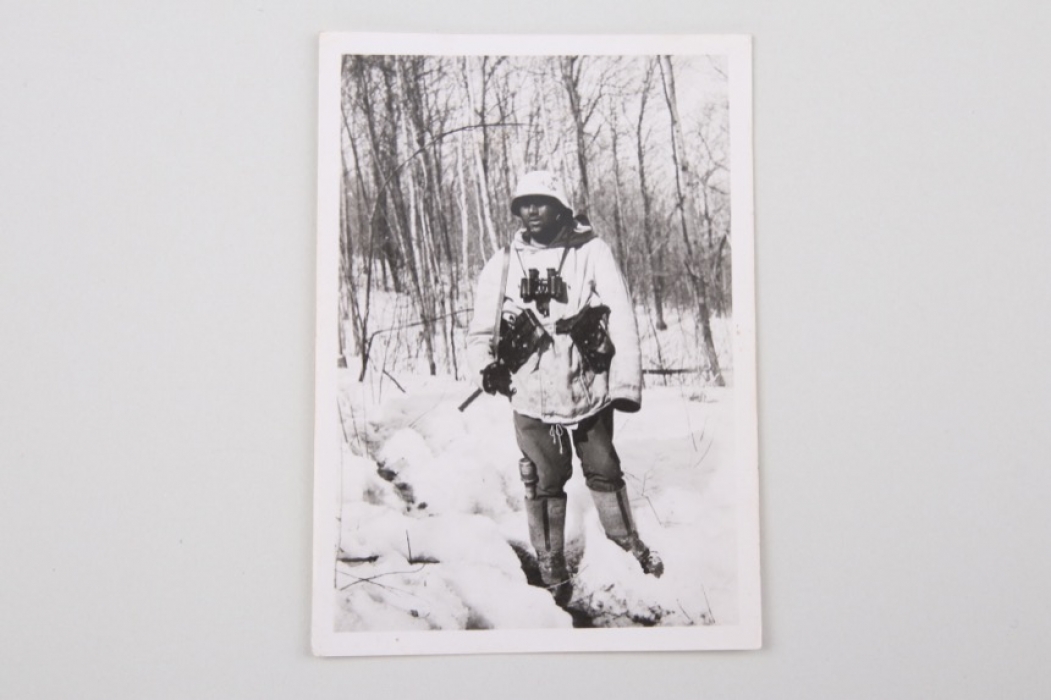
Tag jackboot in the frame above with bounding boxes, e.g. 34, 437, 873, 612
591, 487, 664, 577
525, 496, 571, 605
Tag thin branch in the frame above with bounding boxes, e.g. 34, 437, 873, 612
382, 369, 407, 394
692, 435, 715, 468
367, 122, 524, 228
337, 562, 431, 591
700, 584, 717, 625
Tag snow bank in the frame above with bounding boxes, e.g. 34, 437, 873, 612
331, 361, 738, 630
333, 371, 572, 631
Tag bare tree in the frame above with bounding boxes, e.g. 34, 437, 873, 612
635, 58, 667, 331
338, 54, 733, 387
559, 56, 603, 215
658, 55, 724, 386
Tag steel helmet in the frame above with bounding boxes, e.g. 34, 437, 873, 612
510, 170, 573, 216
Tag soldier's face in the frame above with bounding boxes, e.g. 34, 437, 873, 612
517, 196, 565, 242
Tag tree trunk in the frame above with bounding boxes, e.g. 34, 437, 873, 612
636, 59, 666, 331
560, 56, 591, 213
396, 61, 438, 376
658, 56, 723, 386
607, 97, 630, 290
462, 58, 499, 255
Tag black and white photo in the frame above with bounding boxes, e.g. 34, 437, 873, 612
312, 33, 759, 655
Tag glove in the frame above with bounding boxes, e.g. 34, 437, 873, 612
481, 362, 514, 398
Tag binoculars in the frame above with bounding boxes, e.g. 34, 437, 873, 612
520, 268, 566, 315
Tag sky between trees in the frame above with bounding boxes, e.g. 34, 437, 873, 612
339, 54, 732, 386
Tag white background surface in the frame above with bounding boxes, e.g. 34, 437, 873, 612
1, 1, 1048, 698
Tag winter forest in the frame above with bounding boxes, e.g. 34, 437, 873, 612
329, 54, 743, 633
338, 54, 733, 386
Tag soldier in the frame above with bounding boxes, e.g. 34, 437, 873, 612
466, 170, 663, 605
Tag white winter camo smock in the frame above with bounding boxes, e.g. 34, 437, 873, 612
467, 223, 642, 424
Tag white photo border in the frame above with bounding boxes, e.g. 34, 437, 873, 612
312, 32, 759, 656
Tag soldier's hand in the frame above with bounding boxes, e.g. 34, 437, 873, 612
481, 362, 514, 398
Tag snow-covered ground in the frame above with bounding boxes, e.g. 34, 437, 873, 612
332, 370, 738, 630
344, 289, 734, 386
331, 285, 738, 630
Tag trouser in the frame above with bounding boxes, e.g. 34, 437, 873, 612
512, 405, 625, 498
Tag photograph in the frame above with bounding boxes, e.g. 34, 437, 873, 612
7, 1, 1049, 695
312, 33, 760, 656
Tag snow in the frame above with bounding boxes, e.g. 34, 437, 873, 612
331, 365, 738, 630
330, 288, 738, 630
345, 289, 734, 386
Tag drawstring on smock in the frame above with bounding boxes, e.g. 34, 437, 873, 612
549, 424, 565, 453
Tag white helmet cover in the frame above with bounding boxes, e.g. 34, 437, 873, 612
510, 170, 573, 215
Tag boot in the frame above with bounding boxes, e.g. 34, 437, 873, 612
591, 487, 664, 577
525, 496, 571, 605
